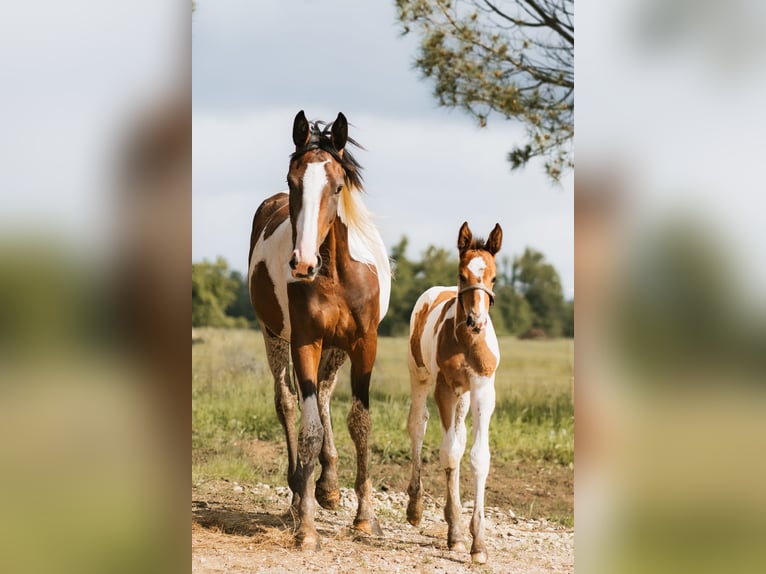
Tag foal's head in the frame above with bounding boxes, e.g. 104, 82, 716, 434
456, 222, 503, 333
286, 110, 362, 281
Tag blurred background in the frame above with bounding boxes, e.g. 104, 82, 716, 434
1, 0, 765, 573
0, 2, 189, 573
577, 0, 766, 572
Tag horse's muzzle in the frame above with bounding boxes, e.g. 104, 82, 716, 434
290, 252, 322, 280
465, 313, 486, 334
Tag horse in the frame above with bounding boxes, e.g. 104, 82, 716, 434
247, 111, 391, 550
406, 221, 503, 564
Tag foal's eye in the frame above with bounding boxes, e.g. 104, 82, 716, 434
459, 274, 467, 283
491, 276, 497, 283
335, 184, 343, 194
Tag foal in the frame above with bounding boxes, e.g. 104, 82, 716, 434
406, 221, 502, 564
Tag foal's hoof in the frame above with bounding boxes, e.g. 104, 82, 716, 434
295, 530, 321, 551
471, 550, 488, 564
353, 517, 383, 536
315, 485, 340, 510
406, 497, 423, 526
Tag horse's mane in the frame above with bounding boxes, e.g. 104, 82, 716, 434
290, 119, 364, 191
465, 238, 487, 252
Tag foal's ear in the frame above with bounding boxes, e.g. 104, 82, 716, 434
485, 223, 503, 256
457, 221, 473, 253
331, 112, 348, 153
292, 110, 310, 149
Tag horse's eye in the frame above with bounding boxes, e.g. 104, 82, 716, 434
335, 184, 343, 194
459, 274, 467, 283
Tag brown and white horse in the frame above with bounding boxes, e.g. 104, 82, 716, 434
406, 221, 502, 564
248, 111, 391, 549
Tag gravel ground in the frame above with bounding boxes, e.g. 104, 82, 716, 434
192, 480, 573, 573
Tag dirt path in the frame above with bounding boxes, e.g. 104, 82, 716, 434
192, 480, 573, 573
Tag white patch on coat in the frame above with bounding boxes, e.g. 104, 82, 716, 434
249, 210, 294, 339
407, 286, 457, 383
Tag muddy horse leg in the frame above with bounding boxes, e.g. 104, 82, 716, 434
468, 377, 496, 564
347, 336, 382, 536
262, 326, 300, 512
436, 375, 470, 552
315, 348, 346, 510
291, 340, 324, 550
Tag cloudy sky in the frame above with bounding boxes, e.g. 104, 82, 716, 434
192, 0, 574, 296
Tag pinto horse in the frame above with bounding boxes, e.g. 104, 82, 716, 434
406, 221, 502, 564
248, 111, 391, 549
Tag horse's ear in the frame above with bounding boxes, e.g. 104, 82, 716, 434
485, 223, 503, 256
331, 112, 348, 153
292, 110, 310, 149
457, 221, 472, 253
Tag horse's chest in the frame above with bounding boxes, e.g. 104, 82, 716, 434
288, 280, 377, 342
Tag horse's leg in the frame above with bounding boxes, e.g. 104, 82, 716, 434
406, 366, 430, 526
468, 376, 496, 564
315, 348, 346, 510
347, 335, 382, 536
262, 326, 300, 512
291, 340, 324, 550
435, 374, 470, 553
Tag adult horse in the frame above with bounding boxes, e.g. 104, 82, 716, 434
406, 221, 502, 564
248, 111, 391, 550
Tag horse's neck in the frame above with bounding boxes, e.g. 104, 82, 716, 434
320, 218, 352, 279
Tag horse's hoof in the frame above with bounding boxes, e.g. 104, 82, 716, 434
471, 550, 488, 564
353, 517, 383, 536
296, 530, 321, 551
449, 540, 467, 553
406, 497, 422, 526
315, 486, 340, 510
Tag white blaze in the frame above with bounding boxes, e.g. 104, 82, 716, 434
467, 256, 488, 318
295, 161, 329, 262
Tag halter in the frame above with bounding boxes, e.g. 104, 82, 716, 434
457, 283, 495, 306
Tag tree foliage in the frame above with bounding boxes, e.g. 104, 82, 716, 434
511, 247, 566, 336
192, 257, 250, 328
396, 0, 574, 181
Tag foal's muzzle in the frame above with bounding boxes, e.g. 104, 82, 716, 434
289, 252, 322, 280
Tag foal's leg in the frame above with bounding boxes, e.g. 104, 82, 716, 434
315, 348, 346, 510
262, 326, 300, 511
347, 336, 382, 536
468, 376, 496, 564
291, 340, 324, 550
435, 374, 470, 552
406, 365, 430, 526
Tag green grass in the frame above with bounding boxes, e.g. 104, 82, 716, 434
192, 328, 574, 483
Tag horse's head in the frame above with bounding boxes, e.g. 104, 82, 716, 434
456, 221, 503, 333
287, 110, 358, 281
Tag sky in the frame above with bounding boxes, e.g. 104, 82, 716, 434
192, 0, 574, 297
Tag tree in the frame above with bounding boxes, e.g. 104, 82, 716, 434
192, 257, 247, 328
396, 0, 574, 181
512, 247, 565, 336
225, 270, 257, 327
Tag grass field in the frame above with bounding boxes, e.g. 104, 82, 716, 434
192, 328, 574, 525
